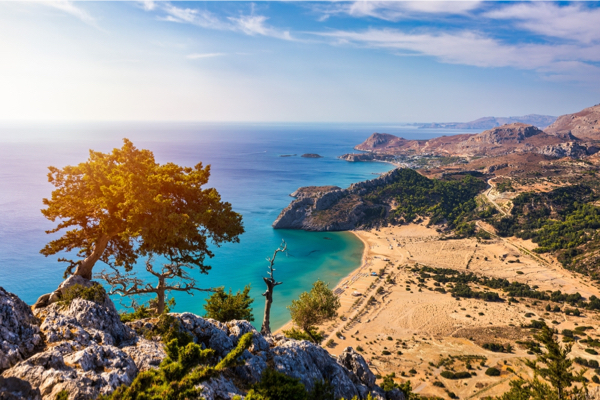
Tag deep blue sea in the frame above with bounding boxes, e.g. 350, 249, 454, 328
0, 122, 467, 329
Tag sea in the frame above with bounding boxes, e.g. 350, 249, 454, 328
0, 122, 469, 330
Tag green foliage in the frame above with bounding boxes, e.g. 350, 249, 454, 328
59, 283, 106, 306
491, 185, 600, 275
246, 368, 307, 400
282, 327, 325, 344
441, 371, 472, 379
361, 169, 486, 232
483, 343, 512, 353
119, 298, 176, 323
40, 138, 244, 278
288, 280, 340, 343
307, 380, 335, 400
485, 368, 501, 376
203, 284, 254, 322
103, 332, 253, 399
55, 390, 69, 400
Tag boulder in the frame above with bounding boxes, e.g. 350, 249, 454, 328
0, 287, 42, 371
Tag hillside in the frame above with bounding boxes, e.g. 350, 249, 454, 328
545, 104, 600, 141
273, 168, 487, 233
418, 114, 557, 130
354, 123, 595, 158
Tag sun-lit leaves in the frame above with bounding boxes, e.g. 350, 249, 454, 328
41, 138, 244, 278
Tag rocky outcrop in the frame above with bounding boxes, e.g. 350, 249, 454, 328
536, 142, 599, 158
0, 287, 42, 371
301, 153, 323, 158
33, 275, 111, 310
545, 104, 600, 141
3, 294, 138, 400
1, 286, 393, 400
273, 168, 408, 231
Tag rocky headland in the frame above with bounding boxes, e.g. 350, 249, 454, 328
273, 168, 419, 231
0, 281, 398, 400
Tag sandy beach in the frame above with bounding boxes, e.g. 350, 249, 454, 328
280, 222, 600, 399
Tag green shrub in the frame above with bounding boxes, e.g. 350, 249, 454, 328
485, 367, 501, 376
55, 391, 69, 400
585, 348, 598, 355
283, 328, 324, 344
441, 371, 471, 379
60, 283, 106, 306
102, 332, 253, 399
203, 285, 254, 322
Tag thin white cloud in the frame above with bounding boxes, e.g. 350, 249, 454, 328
228, 15, 292, 40
317, 1, 482, 22
315, 28, 600, 82
186, 53, 225, 59
41, 0, 96, 27
485, 3, 600, 44
154, 2, 293, 41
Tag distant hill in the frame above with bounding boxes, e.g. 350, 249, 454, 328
418, 114, 557, 130
544, 104, 600, 141
354, 123, 596, 158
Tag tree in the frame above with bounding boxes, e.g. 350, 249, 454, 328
494, 326, 587, 400
98, 257, 212, 315
261, 241, 287, 335
288, 280, 340, 343
40, 139, 244, 279
524, 326, 586, 400
204, 285, 254, 322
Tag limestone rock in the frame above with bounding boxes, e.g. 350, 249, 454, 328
3, 345, 137, 400
120, 337, 165, 371
0, 287, 42, 371
0, 376, 42, 400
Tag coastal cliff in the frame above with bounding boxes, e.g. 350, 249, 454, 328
273, 168, 406, 231
0, 284, 397, 400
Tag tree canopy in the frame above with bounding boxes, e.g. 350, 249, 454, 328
288, 280, 340, 343
40, 139, 244, 279
203, 285, 255, 322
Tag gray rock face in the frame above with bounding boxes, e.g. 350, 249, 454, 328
2, 286, 394, 400
536, 141, 599, 158
0, 287, 42, 371
3, 345, 137, 400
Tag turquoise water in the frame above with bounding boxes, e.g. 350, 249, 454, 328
0, 122, 459, 329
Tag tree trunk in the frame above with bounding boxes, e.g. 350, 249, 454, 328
261, 279, 274, 336
73, 234, 111, 280
156, 277, 165, 315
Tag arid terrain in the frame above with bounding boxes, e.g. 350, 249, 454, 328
316, 222, 600, 399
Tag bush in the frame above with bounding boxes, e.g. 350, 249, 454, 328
485, 367, 501, 376
593, 375, 600, 384
203, 285, 254, 322
60, 283, 106, 306
441, 371, 471, 379
246, 368, 307, 400
585, 348, 598, 355
433, 381, 445, 388
283, 328, 324, 344
356, 346, 364, 352
325, 339, 335, 348
55, 391, 69, 400
102, 332, 253, 399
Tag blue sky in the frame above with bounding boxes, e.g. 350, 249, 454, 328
1, 1, 599, 122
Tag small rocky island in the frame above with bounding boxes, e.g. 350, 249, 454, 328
301, 153, 323, 158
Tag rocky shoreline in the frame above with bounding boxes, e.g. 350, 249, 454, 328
0, 281, 400, 400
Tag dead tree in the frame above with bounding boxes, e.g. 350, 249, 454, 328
98, 257, 213, 314
261, 240, 287, 336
